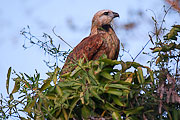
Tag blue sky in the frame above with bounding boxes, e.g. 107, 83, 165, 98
0, 0, 179, 105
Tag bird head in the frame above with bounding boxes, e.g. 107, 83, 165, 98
91, 9, 119, 28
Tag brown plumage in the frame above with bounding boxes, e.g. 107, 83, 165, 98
61, 9, 120, 75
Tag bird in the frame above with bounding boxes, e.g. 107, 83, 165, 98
60, 9, 120, 75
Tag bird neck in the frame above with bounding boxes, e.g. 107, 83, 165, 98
90, 24, 113, 36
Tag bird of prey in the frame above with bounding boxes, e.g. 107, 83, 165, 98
61, 9, 120, 75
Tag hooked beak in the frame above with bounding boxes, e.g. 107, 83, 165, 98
113, 12, 119, 18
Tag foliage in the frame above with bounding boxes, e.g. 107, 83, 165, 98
1, 10, 180, 120
1, 54, 154, 120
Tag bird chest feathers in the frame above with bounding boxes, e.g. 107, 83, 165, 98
97, 26, 119, 60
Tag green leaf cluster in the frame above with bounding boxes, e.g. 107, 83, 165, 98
1, 24, 180, 120
3, 55, 154, 120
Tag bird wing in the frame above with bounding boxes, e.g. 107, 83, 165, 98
68, 33, 105, 61
61, 33, 105, 75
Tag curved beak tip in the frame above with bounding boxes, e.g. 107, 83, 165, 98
113, 12, 119, 18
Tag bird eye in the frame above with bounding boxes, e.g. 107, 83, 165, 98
103, 12, 109, 15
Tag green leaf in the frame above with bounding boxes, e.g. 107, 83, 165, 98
70, 66, 81, 77
152, 47, 162, 53
58, 81, 75, 87
24, 81, 31, 88
61, 92, 71, 103
9, 94, 14, 101
6, 67, 11, 94
56, 85, 63, 96
84, 90, 90, 105
164, 25, 180, 40
106, 89, 123, 96
53, 67, 59, 85
24, 73, 31, 79
105, 102, 120, 112
124, 106, 144, 117
120, 61, 128, 72
11, 77, 21, 94
125, 74, 133, 83
137, 67, 144, 84
88, 68, 99, 85
24, 98, 37, 114
46, 95, 57, 100
152, 16, 157, 23
173, 25, 180, 31
100, 71, 113, 80
62, 108, 68, 120
60, 72, 71, 78
107, 84, 130, 90
46, 71, 53, 77
112, 112, 122, 120
80, 92, 84, 104
149, 70, 154, 83
156, 56, 162, 65
90, 89, 104, 102
128, 61, 145, 69
68, 97, 79, 119
167, 28, 178, 40
39, 77, 52, 92
120, 61, 144, 72
112, 96, 126, 107
100, 58, 121, 65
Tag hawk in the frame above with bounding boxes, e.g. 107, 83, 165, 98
61, 9, 120, 75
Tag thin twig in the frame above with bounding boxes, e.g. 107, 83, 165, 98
159, 6, 172, 33
52, 27, 73, 49
133, 40, 151, 62
123, 49, 134, 60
